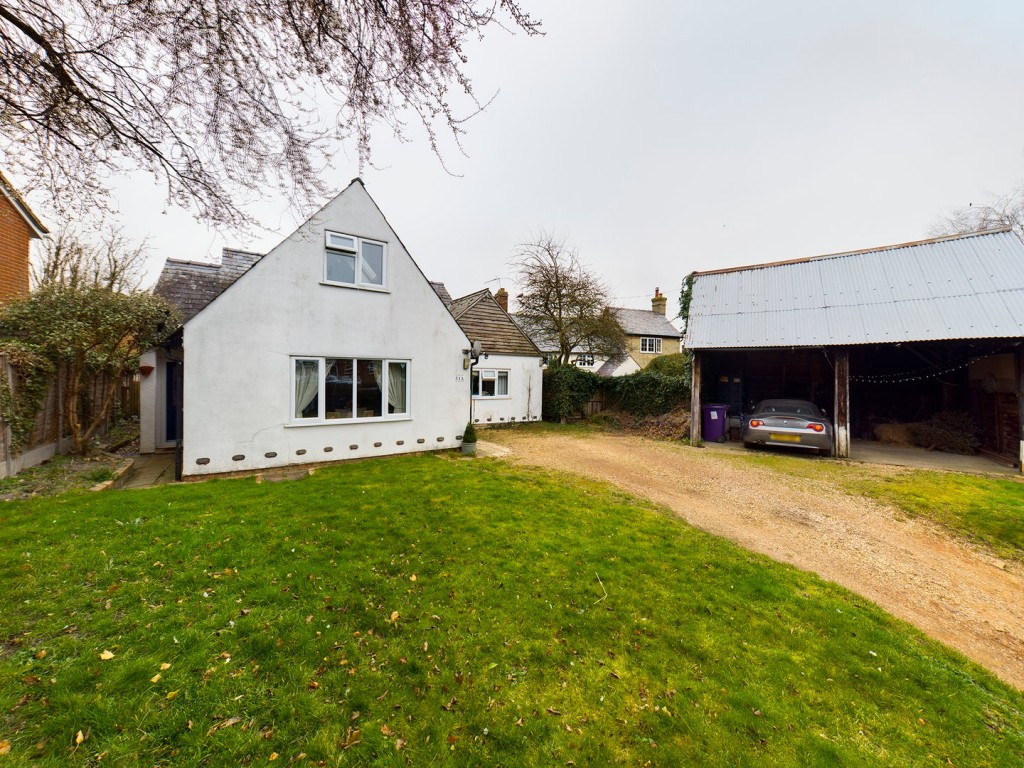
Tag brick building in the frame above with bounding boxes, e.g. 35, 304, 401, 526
0, 171, 49, 303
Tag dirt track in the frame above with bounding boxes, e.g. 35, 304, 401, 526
482, 431, 1024, 690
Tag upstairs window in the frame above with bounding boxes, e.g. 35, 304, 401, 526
325, 231, 386, 288
640, 337, 662, 354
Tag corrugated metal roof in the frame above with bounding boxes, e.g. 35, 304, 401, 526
685, 229, 1024, 348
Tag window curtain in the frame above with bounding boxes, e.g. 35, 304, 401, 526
294, 360, 320, 418
497, 371, 508, 396
388, 362, 407, 413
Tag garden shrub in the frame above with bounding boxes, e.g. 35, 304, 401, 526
644, 352, 691, 384
605, 370, 689, 417
542, 364, 601, 422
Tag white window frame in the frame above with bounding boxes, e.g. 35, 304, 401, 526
472, 368, 510, 398
323, 230, 387, 290
640, 337, 662, 354
290, 356, 410, 424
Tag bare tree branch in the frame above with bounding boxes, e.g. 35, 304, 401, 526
930, 184, 1024, 241
0, 0, 541, 229
511, 232, 626, 365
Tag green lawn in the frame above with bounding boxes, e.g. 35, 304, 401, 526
0, 454, 1021, 766
725, 449, 1024, 562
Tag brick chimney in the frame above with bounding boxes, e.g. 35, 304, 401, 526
651, 287, 667, 316
495, 287, 509, 312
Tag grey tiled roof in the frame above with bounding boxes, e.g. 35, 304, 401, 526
611, 307, 680, 338
430, 281, 453, 307
154, 249, 263, 325
450, 290, 542, 357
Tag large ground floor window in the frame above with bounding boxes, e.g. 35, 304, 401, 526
293, 357, 409, 421
472, 368, 509, 397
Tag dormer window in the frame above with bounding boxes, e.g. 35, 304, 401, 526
325, 231, 386, 288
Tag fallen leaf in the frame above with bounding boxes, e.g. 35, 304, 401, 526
390, 611, 400, 623
268, 752, 278, 761
74, 731, 85, 745
166, 690, 179, 700
151, 673, 162, 684
160, 663, 171, 670
442, 697, 457, 711
514, 717, 524, 727
395, 738, 406, 750
340, 727, 361, 750
410, 574, 417, 581
0, 740, 10, 755
206, 716, 242, 737
380, 724, 393, 737
99, 650, 115, 660
34, 649, 47, 660
546, 707, 562, 716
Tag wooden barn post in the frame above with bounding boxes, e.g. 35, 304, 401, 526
833, 348, 850, 458
690, 351, 702, 445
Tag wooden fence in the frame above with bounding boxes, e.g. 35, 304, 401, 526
0, 354, 140, 478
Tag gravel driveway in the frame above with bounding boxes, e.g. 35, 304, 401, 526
482, 430, 1024, 690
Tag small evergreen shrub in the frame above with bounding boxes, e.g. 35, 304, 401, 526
463, 422, 478, 443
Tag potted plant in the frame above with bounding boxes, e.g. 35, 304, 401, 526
461, 422, 478, 456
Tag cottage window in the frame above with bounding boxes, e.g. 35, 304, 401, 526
472, 369, 509, 397
292, 357, 408, 421
324, 231, 386, 288
640, 337, 662, 354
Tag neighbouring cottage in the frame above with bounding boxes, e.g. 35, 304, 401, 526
140, 178, 471, 478
598, 289, 682, 376
512, 288, 681, 376
684, 229, 1024, 469
432, 285, 544, 424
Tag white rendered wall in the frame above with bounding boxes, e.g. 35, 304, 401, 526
470, 353, 543, 425
180, 183, 470, 476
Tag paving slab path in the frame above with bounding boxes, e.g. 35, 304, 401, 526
482, 431, 1024, 690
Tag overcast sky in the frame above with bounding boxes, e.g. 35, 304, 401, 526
102, 1, 1024, 320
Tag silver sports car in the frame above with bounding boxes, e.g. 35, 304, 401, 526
741, 399, 834, 456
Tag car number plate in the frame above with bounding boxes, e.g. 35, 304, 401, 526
769, 433, 801, 443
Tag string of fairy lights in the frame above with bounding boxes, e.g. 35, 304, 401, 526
847, 350, 1010, 385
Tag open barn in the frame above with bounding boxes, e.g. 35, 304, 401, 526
684, 229, 1024, 469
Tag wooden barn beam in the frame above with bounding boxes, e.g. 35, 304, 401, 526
1018, 345, 1023, 473
833, 348, 850, 458
690, 352, 702, 445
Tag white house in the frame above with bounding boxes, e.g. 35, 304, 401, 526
140, 178, 471, 478
431, 286, 544, 424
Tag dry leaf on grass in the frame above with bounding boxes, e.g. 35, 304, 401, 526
206, 716, 242, 737
0, 740, 10, 754
99, 650, 114, 660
